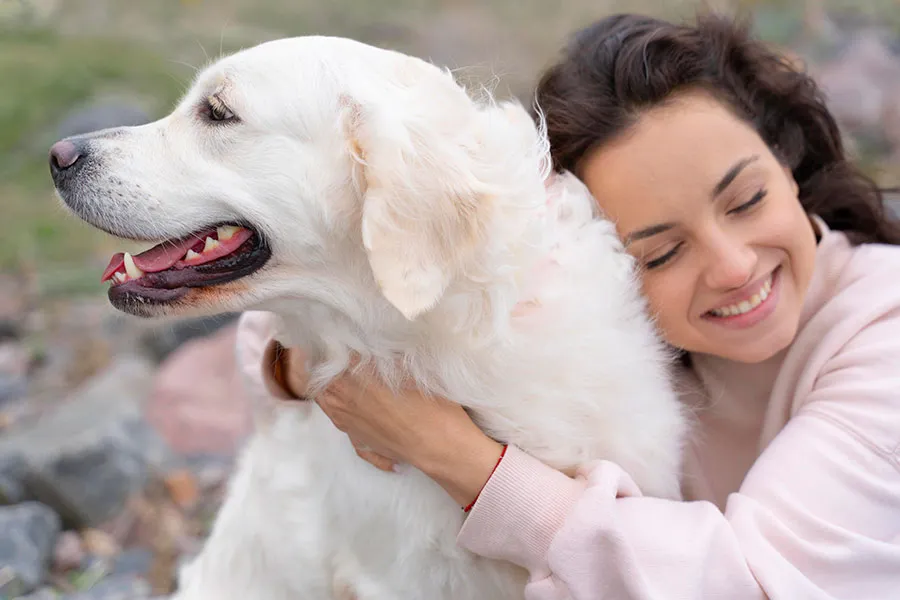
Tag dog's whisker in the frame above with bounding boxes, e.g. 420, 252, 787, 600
196, 39, 210, 65
168, 59, 199, 74
219, 22, 230, 59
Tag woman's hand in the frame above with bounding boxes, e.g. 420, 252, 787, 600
279, 347, 505, 507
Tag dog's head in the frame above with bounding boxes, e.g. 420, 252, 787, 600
50, 36, 546, 320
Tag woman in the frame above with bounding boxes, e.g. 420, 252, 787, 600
237, 13, 900, 599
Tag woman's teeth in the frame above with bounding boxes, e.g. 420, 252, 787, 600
709, 275, 773, 317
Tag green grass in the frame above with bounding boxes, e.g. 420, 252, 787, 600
0, 27, 189, 273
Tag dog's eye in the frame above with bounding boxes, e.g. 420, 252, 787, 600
203, 95, 236, 123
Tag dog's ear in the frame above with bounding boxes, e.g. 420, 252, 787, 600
341, 62, 491, 320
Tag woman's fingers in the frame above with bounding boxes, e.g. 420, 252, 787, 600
355, 448, 396, 472
350, 438, 396, 472
315, 391, 348, 431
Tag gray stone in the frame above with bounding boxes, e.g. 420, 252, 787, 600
0, 321, 20, 342
56, 100, 152, 140
0, 340, 30, 408
0, 359, 179, 528
0, 502, 61, 597
0, 453, 28, 505
139, 313, 241, 364
59, 575, 152, 600
110, 548, 153, 579
17, 586, 61, 600
0, 373, 27, 408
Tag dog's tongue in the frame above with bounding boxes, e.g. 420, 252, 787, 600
101, 235, 206, 282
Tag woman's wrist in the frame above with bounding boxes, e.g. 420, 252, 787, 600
415, 426, 506, 508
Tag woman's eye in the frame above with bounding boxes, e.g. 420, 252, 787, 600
728, 188, 767, 215
645, 242, 684, 270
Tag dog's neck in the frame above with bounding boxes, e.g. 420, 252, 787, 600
268, 182, 553, 395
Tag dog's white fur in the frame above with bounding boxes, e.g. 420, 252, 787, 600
59, 37, 688, 599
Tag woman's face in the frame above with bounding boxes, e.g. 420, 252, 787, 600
580, 91, 818, 363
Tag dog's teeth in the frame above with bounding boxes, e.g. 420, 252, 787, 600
114, 272, 127, 283
217, 225, 240, 241
185, 249, 201, 261
203, 237, 220, 253
123, 252, 144, 279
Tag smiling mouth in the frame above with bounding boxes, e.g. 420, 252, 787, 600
102, 223, 271, 306
705, 268, 777, 319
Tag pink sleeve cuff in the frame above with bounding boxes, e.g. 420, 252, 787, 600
457, 445, 587, 574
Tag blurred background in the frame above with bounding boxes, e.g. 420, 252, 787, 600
1, 0, 899, 598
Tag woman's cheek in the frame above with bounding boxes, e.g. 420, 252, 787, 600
640, 274, 693, 349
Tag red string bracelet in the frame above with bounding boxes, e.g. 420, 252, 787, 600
463, 444, 508, 513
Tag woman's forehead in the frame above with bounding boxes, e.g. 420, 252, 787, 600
580, 93, 770, 221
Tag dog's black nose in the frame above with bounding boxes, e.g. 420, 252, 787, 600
49, 139, 85, 178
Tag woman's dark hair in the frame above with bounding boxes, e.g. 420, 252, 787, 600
535, 12, 900, 246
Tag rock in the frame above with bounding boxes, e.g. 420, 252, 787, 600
139, 314, 240, 364
0, 275, 28, 322
53, 530, 86, 572
146, 325, 252, 456
0, 502, 61, 597
59, 574, 152, 599
0, 339, 30, 408
0, 358, 179, 528
55, 99, 152, 140
116, 489, 191, 562
0, 320, 20, 342
17, 586, 60, 600
162, 470, 199, 510
29, 299, 127, 394
183, 453, 233, 490
81, 529, 120, 559
0, 273, 33, 326
111, 547, 153, 579
0, 372, 27, 408
0, 452, 28, 505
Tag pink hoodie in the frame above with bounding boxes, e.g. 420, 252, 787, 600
237, 218, 900, 599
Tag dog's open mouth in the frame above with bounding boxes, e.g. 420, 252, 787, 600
102, 224, 270, 305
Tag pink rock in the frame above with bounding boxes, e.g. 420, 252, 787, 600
145, 325, 252, 455
53, 530, 86, 572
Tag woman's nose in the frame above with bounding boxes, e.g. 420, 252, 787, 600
702, 237, 757, 290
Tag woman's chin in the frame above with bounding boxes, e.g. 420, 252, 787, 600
700, 323, 798, 364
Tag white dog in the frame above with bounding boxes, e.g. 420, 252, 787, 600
50, 36, 688, 600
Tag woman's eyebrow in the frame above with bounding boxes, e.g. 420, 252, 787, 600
712, 155, 759, 198
624, 222, 676, 246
